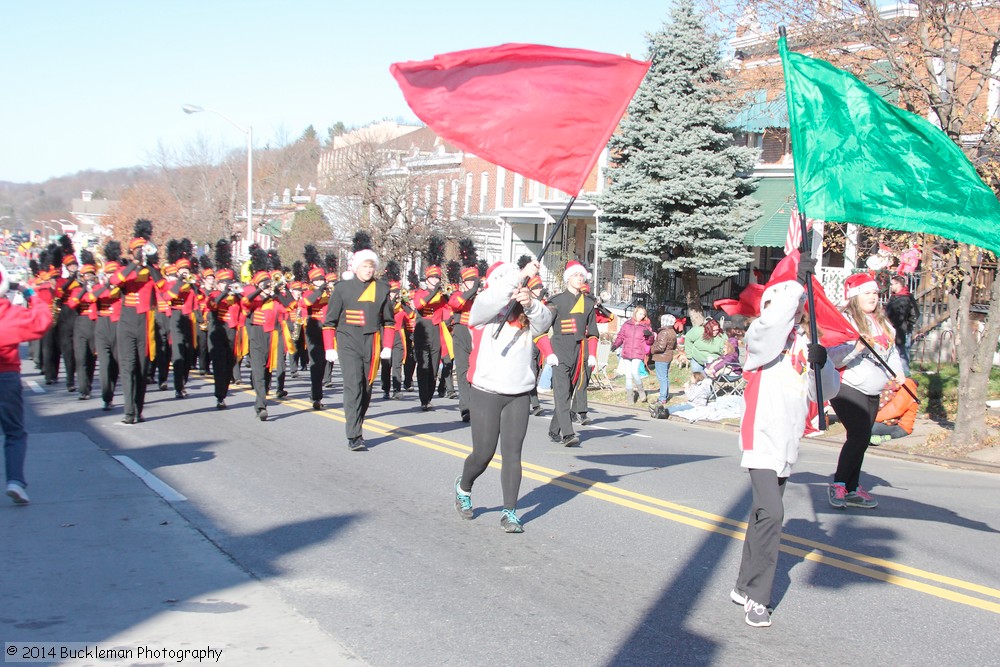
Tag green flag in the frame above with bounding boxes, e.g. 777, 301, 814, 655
779, 35, 1000, 255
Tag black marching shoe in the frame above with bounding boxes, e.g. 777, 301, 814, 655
175, 391, 184, 399
348, 436, 368, 451
391, 391, 402, 400
312, 400, 323, 411
460, 410, 470, 423
78, 392, 91, 400
577, 413, 592, 426
159, 382, 168, 391
420, 403, 433, 412
216, 400, 227, 410
276, 389, 288, 398
67, 385, 77, 393
102, 402, 112, 412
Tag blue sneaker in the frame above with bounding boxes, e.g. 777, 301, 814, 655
500, 508, 523, 533
454, 476, 473, 519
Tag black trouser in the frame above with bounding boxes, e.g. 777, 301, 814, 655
273, 324, 287, 393
402, 330, 416, 389
293, 326, 308, 370
42, 321, 60, 384
548, 358, 582, 439
29, 338, 42, 370
830, 384, 881, 492
94, 317, 119, 405
438, 356, 454, 397
460, 387, 530, 509
197, 325, 210, 374
452, 324, 473, 413
529, 347, 542, 409
338, 331, 376, 440
380, 339, 403, 396
58, 306, 77, 388
305, 319, 326, 402
148, 311, 169, 385
72, 316, 96, 395
571, 363, 592, 415
209, 318, 235, 401
247, 322, 271, 413
736, 469, 786, 607
117, 307, 150, 420
169, 311, 194, 393
414, 320, 440, 406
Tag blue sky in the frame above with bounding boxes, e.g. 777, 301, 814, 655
0, 0, 674, 183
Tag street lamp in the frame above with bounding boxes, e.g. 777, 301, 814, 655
182, 104, 253, 258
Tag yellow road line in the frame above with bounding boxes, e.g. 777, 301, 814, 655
243, 388, 1000, 612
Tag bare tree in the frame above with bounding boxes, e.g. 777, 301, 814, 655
705, 0, 1000, 445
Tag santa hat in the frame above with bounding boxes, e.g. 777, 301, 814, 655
563, 260, 589, 283
760, 254, 799, 309
484, 261, 510, 284
844, 273, 878, 300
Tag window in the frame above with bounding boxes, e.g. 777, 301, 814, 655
480, 172, 489, 212
513, 173, 523, 207
495, 167, 506, 209
464, 173, 473, 214
450, 179, 459, 218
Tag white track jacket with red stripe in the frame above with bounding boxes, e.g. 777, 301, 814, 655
739, 281, 842, 477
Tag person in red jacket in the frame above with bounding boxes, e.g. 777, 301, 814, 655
1, 263, 55, 504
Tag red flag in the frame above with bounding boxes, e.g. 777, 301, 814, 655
390, 44, 650, 195
809, 275, 859, 347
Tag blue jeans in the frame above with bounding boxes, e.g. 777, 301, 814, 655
655, 361, 671, 402
0, 372, 27, 487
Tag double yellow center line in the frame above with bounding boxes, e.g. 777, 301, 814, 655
275, 393, 1000, 615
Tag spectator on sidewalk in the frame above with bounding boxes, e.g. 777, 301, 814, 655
871, 377, 919, 444
651, 314, 678, 404
612, 306, 654, 403
1, 264, 55, 504
684, 317, 726, 377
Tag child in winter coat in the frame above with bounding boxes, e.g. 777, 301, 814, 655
732, 258, 841, 628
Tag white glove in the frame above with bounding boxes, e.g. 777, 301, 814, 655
325, 349, 338, 364
545, 354, 559, 367
588, 355, 597, 369
380, 347, 392, 360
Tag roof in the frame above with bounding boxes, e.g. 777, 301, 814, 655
730, 90, 789, 132
743, 177, 795, 247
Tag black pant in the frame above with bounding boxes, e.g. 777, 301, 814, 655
247, 323, 271, 412
197, 325, 210, 374
380, 340, 403, 396
736, 469, 786, 607
452, 324, 473, 413
149, 311, 169, 385
830, 384, 881, 492
57, 306, 77, 388
548, 359, 582, 439
402, 330, 416, 389
209, 318, 235, 401
414, 320, 440, 406
169, 311, 194, 392
72, 316, 96, 395
117, 307, 150, 419
460, 387, 530, 509
338, 332, 376, 440
305, 319, 326, 401
571, 363, 592, 415
41, 324, 60, 384
94, 317, 119, 405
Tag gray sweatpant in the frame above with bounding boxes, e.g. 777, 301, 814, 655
735, 468, 787, 607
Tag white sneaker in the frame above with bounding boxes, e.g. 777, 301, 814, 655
6, 482, 30, 505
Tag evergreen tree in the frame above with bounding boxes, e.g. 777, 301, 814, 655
595, 0, 760, 323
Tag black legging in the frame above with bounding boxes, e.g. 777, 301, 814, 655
460, 386, 530, 510
830, 383, 881, 492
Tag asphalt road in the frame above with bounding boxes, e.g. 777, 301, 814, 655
24, 364, 1000, 666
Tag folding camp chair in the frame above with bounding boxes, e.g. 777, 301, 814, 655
592, 341, 614, 390
710, 369, 746, 400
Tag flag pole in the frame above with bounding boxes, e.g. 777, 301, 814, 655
781, 26, 827, 430
493, 195, 576, 338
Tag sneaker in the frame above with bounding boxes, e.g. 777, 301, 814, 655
257, 409, 268, 422
460, 410, 470, 423
730, 588, 748, 606
548, 432, 562, 444
6, 482, 29, 505
159, 382, 168, 391
391, 391, 402, 400
744, 598, 771, 627
845, 486, 879, 509
500, 508, 524, 533
348, 436, 368, 451
560, 434, 581, 447
454, 476, 473, 519
577, 414, 592, 426
529, 405, 543, 417
828, 483, 848, 509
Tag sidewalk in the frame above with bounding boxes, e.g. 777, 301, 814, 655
1, 431, 366, 666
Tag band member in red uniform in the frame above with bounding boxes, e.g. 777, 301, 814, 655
448, 239, 480, 423
110, 219, 163, 424
301, 245, 333, 410
323, 232, 395, 451
164, 239, 197, 398
412, 235, 448, 412
208, 240, 240, 409
402, 269, 419, 391
380, 261, 410, 401
64, 250, 99, 400
33, 252, 60, 385
195, 256, 214, 377
242, 246, 280, 422
91, 240, 122, 411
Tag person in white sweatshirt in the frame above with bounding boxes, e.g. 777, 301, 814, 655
453, 259, 553, 533
732, 257, 841, 627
